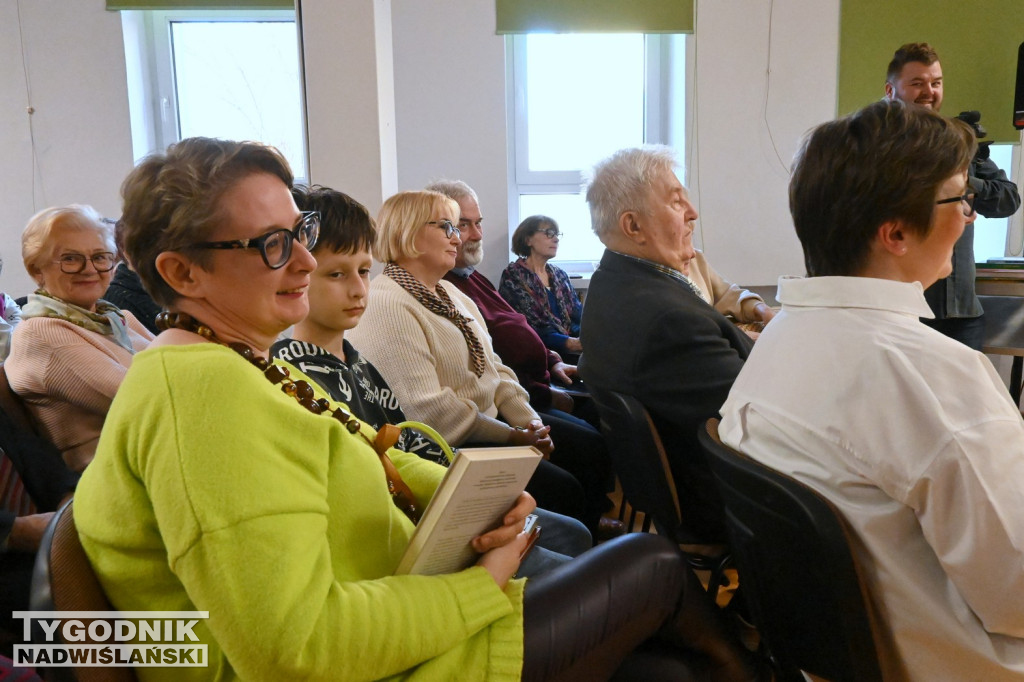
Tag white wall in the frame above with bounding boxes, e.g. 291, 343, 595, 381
0, 0, 838, 297
689, 0, 839, 287
389, 0, 839, 286
300, 0, 399, 214
0, 0, 134, 298
389, 0, 513, 283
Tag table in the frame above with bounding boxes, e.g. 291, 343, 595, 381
978, 293, 1024, 406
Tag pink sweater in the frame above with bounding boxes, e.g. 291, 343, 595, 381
6, 313, 153, 471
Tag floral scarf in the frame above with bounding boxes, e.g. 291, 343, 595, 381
21, 290, 137, 354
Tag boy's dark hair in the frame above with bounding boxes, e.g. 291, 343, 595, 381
291, 185, 375, 255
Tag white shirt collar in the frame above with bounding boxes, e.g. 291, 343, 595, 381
776, 276, 935, 319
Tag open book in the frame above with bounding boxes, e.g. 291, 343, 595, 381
395, 446, 541, 575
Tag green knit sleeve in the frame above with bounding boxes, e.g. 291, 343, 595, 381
137, 345, 524, 680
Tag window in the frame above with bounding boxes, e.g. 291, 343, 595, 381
973, 143, 1019, 261
121, 9, 307, 181
506, 33, 689, 266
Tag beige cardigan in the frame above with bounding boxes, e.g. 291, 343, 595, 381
6, 313, 152, 471
348, 275, 538, 446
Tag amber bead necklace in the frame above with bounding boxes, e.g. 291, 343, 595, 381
155, 311, 420, 523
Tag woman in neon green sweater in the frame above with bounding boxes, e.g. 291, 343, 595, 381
74, 137, 757, 681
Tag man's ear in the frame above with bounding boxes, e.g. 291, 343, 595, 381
155, 251, 205, 298
875, 219, 910, 256
618, 211, 645, 245
884, 81, 895, 101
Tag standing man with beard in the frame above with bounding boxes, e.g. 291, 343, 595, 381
884, 42, 1021, 349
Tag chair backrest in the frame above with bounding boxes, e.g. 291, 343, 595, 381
587, 385, 688, 543
0, 364, 40, 436
31, 500, 137, 682
698, 419, 886, 682
0, 365, 78, 514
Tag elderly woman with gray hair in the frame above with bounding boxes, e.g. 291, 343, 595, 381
5, 205, 152, 471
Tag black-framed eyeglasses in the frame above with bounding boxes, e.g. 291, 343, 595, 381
935, 191, 977, 217
189, 211, 320, 270
538, 227, 562, 239
426, 219, 461, 240
53, 252, 117, 274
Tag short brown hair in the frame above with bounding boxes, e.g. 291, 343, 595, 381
511, 215, 557, 258
790, 99, 974, 277
119, 137, 293, 306
886, 42, 940, 84
374, 191, 458, 263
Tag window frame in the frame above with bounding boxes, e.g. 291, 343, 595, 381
120, 7, 308, 182
504, 32, 687, 265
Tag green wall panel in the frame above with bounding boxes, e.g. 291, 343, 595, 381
496, 0, 693, 34
839, 0, 1023, 142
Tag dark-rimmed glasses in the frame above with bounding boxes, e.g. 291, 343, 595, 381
53, 252, 117, 274
426, 219, 461, 240
935, 191, 977, 217
190, 211, 320, 270
538, 227, 562, 239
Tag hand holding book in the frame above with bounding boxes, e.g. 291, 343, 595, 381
471, 492, 537, 553
476, 510, 541, 589
394, 446, 542, 577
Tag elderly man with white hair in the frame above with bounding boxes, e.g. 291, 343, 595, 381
579, 146, 755, 544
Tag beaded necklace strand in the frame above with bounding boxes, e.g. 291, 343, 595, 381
155, 311, 420, 523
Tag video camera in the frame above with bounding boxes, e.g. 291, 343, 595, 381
955, 110, 991, 160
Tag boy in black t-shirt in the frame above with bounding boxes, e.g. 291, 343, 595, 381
270, 186, 444, 462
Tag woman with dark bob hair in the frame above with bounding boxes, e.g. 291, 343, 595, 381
720, 100, 1024, 678
73, 137, 757, 681
499, 215, 583, 356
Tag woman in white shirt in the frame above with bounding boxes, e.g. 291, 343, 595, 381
720, 99, 1024, 680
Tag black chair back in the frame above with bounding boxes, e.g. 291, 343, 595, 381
0, 364, 40, 435
0, 365, 78, 513
589, 386, 731, 593
588, 385, 687, 541
698, 418, 887, 682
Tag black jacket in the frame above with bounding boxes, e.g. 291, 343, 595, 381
580, 250, 754, 542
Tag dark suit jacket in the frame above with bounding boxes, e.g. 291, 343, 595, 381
579, 250, 754, 542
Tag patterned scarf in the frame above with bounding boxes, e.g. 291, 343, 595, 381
383, 263, 486, 377
21, 290, 137, 354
